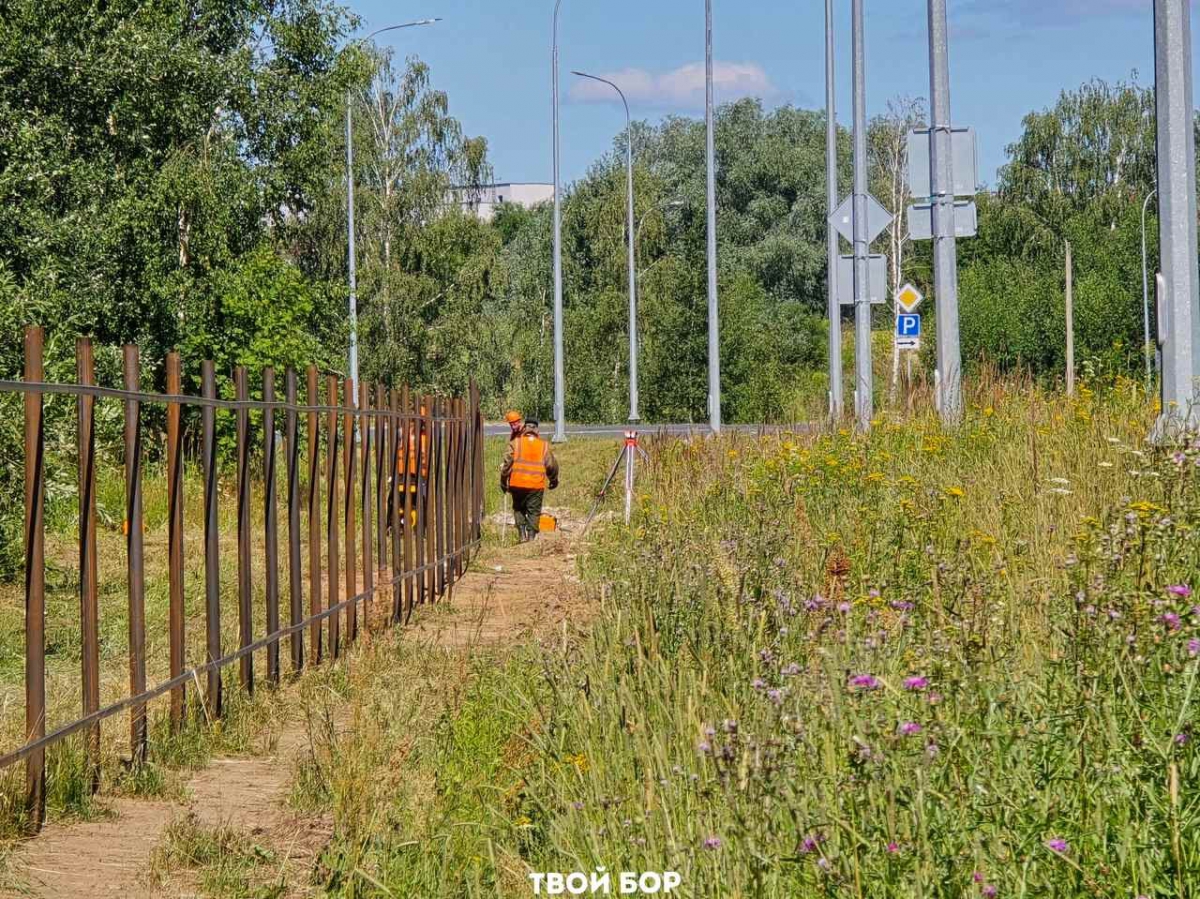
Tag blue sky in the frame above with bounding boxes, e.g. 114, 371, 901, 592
350, 0, 1172, 188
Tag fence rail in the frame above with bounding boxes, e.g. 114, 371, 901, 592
9, 325, 485, 832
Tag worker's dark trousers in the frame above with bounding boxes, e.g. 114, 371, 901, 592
510, 488, 544, 541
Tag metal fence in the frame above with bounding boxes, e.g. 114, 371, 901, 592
3, 325, 485, 832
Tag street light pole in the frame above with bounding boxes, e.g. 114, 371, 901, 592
928, 0, 962, 425
851, 0, 872, 430
573, 71, 639, 422
552, 1, 567, 442
825, 0, 843, 421
1141, 187, 1158, 393
1152, 0, 1200, 438
705, 0, 722, 434
346, 19, 439, 407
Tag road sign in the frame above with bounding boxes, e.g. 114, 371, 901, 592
897, 313, 921, 350
907, 127, 978, 198
830, 194, 893, 245
896, 283, 923, 313
837, 254, 889, 306
908, 200, 978, 240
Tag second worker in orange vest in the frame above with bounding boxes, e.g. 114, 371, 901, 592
500, 418, 559, 542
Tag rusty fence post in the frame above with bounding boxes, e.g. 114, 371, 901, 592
24, 326, 46, 831
166, 352, 186, 729
76, 338, 101, 790
360, 383, 373, 626
307, 366, 322, 664
435, 398, 447, 599
472, 380, 484, 543
123, 345, 147, 765
285, 368, 304, 673
264, 367, 280, 685
375, 384, 387, 574
201, 361, 222, 717
424, 397, 436, 604
235, 366, 254, 695
326, 375, 340, 658
343, 378, 357, 643
391, 388, 405, 619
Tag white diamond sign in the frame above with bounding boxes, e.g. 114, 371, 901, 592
896, 283, 924, 314
830, 194, 894, 246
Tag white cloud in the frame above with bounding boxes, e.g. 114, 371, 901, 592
568, 61, 777, 109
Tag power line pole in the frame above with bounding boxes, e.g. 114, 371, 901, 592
928, 0, 962, 425
851, 0, 872, 429
552, 0, 567, 442
705, 0, 722, 434
1153, 0, 1200, 438
825, 0, 843, 421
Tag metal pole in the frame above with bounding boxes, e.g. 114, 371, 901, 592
1142, 187, 1158, 393
624, 432, 635, 524
1065, 240, 1075, 396
552, 0, 567, 442
825, 0, 843, 421
705, 0, 722, 434
851, 0, 872, 430
573, 72, 639, 422
1153, 0, 1200, 437
928, 0, 962, 425
347, 96, 359, 407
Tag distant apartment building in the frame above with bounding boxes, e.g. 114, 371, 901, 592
454, 182, 554, 222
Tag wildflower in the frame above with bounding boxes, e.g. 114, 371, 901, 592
837, 601, 852, 613
1169, 584, 1193, 598
898, 721, 923, 736
886, 841, 900, 853
927, 692, 943, 705
782, 662, 802, 677
722, 719, 738, 734
904, 676, 929, 692
759, 648, 775, 664
751, 678, 766, 691
1188, 638, 1200, 657
945, 486, 966, 498
982, 886, 997, 898
1162, 612, 1183, 631
572, 801, 584, 811
702, 836, 722, 851
925, 741, 940, 759
697, 740, 711, 754
767, 689, 784, 706
1046, 838, 1069, 854
1176, 731, 1191, 746
891, 600, 915, 611
816, 857, 831, 872
804, 595, 827, 612
848, 674, 881, 691
798, 834, 825, 854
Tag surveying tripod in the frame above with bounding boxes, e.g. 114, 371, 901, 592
584, 430, 649, 530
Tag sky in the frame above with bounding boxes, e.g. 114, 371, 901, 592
349, 0, 1177, 189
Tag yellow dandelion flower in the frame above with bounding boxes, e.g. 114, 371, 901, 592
944, 486, 966, 498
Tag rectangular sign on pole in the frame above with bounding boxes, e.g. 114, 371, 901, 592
837, 254, 889, 306
896, 313, 921, 351
908, 200, 979, 240
907, 127, 978, 199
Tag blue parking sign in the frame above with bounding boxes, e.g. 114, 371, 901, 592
897, 314, 921, 338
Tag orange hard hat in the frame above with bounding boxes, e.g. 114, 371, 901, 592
505, 410, 523, 425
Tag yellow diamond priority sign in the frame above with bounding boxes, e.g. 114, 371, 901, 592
897, 283, 924, 314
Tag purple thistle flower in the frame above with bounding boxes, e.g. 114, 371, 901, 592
751, 678, 766, 691
982, 886, 997, 898
1045, 838, 1069, 854
702, 835, 722, 851
759, 648, 775, 664
898, 721, 923, 737
1168, 584, 1193, 598
1162, 612, 1183, 632
848, 674, 881, 691
904, 676, 929, 692
925, 741, 940, 759
767, 689, 784, 706
1176, 731, 1191, 746
890, 600, 915, 611
804, 594, 827, 612
1188, 638, 1200, 658
972, 872, 984, 884
886, 841, 900, 853
697, 740, 711, 754
868, 588, 881, 598
837, 601, 852, 614
799, 834, 825, 854
782, 662, 802, 677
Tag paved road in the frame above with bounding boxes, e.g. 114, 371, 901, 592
482, 422, 796, 439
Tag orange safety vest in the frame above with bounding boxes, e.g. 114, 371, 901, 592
509, 434, 549, 490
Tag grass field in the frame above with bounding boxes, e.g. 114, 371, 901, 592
297, 375, 1200, 897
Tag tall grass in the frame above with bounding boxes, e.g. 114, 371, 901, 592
493, 377, 1199, 897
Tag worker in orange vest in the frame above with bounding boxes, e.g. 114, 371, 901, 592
500, 417, 559, 542
505, 410, 524, 440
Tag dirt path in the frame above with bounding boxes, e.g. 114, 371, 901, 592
2, 534, 580, 898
